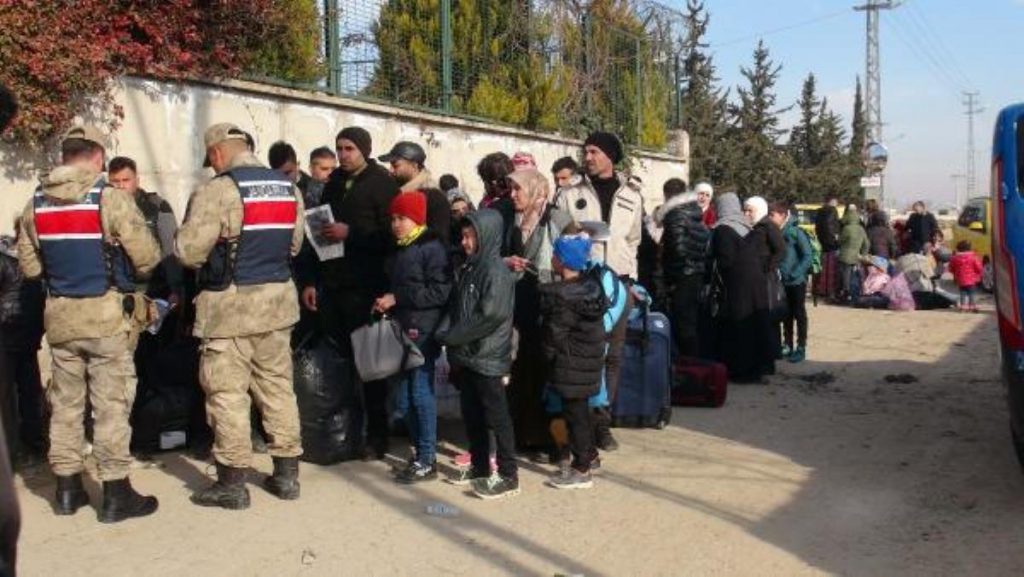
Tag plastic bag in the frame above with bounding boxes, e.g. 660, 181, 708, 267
293, 335, 365, 464
351, 316, 424, 382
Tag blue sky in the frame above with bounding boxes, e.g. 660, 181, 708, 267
662, 0, 1021, 209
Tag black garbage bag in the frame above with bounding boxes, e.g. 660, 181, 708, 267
131, 335, 201, 453
293, 334, 365, 465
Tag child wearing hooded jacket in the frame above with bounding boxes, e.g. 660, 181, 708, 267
540, 235, 609, 490
949, 239, 983, 313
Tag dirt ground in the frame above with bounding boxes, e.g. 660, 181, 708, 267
12, 298, 1024, 577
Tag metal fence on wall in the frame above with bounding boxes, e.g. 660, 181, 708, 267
307, 0, 687, 151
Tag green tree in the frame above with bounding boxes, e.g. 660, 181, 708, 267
788, 73, 822, 171
848, 76, 867, 165
246, 0, 325, 84
727, 40, 794, 198
679, 0, 731, 184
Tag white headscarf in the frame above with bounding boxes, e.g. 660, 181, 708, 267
744, 196, 769, 224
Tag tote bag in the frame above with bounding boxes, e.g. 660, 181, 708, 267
350, 315, 424, 382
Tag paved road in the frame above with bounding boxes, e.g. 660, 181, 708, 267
13, 304, 1024, 577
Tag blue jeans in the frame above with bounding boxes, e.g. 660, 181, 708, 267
959, 285, 977, 307
395, 356, 437, 465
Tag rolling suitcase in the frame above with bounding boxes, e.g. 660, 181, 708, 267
671, 356, 728, 408
813, 251, 838, 302
613, 305, 673, 429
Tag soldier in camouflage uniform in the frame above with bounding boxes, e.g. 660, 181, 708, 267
176, 123, 304, 510
17, 125, 161, 523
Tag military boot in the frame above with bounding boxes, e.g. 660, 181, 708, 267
54, 473, 90, 515
263, 457, 300, 500
190, 462, 251, 510
98, 477, 158, 523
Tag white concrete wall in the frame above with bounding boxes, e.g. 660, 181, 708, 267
0, 77, 688, 235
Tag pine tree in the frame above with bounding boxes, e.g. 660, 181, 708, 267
247, 0, 324, 83
680, 0, 731, 185
848, 76, 867, 164
728, 40, 794, 198
789, 73, 821, 170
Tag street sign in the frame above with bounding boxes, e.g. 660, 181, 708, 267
860, 176, 882, 188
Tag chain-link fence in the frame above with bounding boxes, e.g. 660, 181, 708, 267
286, 0, 688, 151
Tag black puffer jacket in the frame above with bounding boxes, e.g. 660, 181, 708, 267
660, 196, 710, 283
815, 204, 841, 252
540, 276, 608, 399
439, 209, 516, 377
0, 240, 44, 352
388, 229, 452, 336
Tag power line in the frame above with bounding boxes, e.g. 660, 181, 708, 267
882, 16, 964, 95
887, 9, 968, 91
963, 91, 984, 202
709, 9, 849, 48
903, 0, 973, 88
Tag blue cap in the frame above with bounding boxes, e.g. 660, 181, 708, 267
554, 234, 593, 272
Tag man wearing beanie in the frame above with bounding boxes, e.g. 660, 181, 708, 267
552, 131, 644, 452
301, 126, 400, 460
540, 234, 608, 490
374, 191, 451, 484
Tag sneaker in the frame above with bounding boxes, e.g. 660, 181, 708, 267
395, 461, 437, 484
547, 468, 593, 490
472, 475, 520, 500
780, 345, 793, 358
589, 456, 602, 474
452, 452, 497, 472
788, 346, 806, 364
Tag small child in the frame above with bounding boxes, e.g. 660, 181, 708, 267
949, 239, 983, 312
540, 235, 609, 490
437, 209, 519, 500
375, 191, 452, 484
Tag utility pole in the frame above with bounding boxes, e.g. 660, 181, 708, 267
854, 0, 901, 206
963, 91, 983, 201
950, 173, 965, 208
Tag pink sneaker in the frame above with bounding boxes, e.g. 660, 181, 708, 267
452, 452, 496, 471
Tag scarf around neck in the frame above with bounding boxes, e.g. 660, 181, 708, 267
397, 225, 426, 247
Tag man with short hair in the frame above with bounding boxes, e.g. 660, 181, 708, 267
302, 127, 400, 459
176, 123, 305, 510
553, 131, 644, 452
107, 157, 182, 303
302, 147, 337, 208
17, 125, 161, 523
551, 156, 580, 191
906, 200, 939, 255
379, 141, 450, 246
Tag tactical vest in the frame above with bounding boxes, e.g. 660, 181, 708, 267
198, 166, 296, 291
32, 180, 133, 298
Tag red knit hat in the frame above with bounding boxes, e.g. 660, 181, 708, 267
390, 191, 427, 226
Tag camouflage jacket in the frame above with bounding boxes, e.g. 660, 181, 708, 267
175, 152, 304, 339
18, 165, 160, 345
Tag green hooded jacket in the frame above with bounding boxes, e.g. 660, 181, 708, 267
838, 209, 870, 265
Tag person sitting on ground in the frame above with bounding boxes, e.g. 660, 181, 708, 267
437, 209, 519, 500
540, 234, 608, 491
838, 206, 869, 303
949, 239, 983, 313
374, 191, 452, 484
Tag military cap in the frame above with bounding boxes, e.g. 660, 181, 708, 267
62, 125, 109, 149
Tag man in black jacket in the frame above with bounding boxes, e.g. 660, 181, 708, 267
300, 126, 400, 460
906, 201, 939, 255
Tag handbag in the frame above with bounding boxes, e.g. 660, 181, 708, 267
350, 314, 425, 382
701, 260, 725, 319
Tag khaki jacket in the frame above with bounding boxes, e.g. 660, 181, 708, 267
175, 152, 304, 339
18, 165, 160, 345
553, 173, 645, 279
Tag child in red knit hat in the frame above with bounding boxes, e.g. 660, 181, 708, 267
374, 191, 453, 483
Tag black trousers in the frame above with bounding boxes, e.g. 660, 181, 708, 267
669, 275, 704, 358
1, 350, 44, 456
320, 286, 389, 441
457, 368, 518, 480
563, 397, 595, 473
782, 284, 808, 349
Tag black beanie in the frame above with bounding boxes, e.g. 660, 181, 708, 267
584, 131, 623, 164
337, 126, 372, 160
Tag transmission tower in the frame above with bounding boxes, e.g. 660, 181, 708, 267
962, 91, 983, 202
854, 0, 901, 205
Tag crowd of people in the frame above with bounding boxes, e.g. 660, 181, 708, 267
1, 105, 978, 550
812, 197, 981, 312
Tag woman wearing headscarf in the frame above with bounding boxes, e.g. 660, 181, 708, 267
707, 193, 767, 383
744, 196, 786, 375
504, 168, 575, 457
